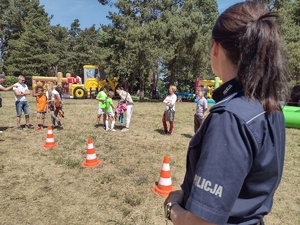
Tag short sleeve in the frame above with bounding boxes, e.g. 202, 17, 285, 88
119, 91, 127, 101
13, 83, 19, 91
184, 112, 254, 224
204, 99, 208, 109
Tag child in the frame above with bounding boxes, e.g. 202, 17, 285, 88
46, 83, 63, 130
115, 101, 127, 124
105, 91, 116, 131
162, 85, 177, 135
194, 88, 207, 133
94, 86, 108, 129
32, 86, 47, 130
55, 99, 64, 120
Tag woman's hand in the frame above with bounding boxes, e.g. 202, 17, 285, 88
164, 190, 184, 209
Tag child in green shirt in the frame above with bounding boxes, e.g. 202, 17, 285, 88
105, 91, 116, 131
94, 86, 108, 129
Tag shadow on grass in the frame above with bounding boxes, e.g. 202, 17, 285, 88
155, 129, 167, 135
114, 124, 125, 130
0, 126, 14, 131
181, 133, 193, 138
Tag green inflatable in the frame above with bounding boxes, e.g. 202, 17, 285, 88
282, 106, 300, 129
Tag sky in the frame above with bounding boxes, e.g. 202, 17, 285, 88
39, 0, 244, 29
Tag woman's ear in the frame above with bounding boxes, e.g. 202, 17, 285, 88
211, 41, 220, 57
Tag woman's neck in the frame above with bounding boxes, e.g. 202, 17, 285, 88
216, 44, 238, 83
218, 58, 238, 83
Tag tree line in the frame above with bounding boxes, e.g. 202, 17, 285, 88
0, 0, 299, 98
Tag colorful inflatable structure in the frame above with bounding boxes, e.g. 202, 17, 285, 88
172, 77, 223, 103
282, 85, 300, 129
194, 77, 223, 104
283, 106, 300, 129
32, 65, 119, 99
195, 77, 223, 99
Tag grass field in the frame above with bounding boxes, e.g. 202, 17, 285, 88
0, 91, 299, 225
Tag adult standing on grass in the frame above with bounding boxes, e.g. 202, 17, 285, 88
116, 86, 134, 132
13, 75, 34, 130
0, 73, 16, 133
164, 2, 288, 225
162, 85, 177, 135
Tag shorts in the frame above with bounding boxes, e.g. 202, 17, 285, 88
106, 111, 115, 117
98, 107, 106, 115
15, 101, 29, 116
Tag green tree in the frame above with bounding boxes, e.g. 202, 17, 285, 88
102, 0, 218, 97
239, 0, 300, 87
47, 25, 69, 76
64, 19, 82, 77
0, 0, 10, 72
64, 21, 103, 79
267, 0, 300, 85
1, 0, 53, 78
154, 0, 218, 92
102, 0, 160, 99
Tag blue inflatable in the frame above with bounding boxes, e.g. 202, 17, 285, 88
194, 98, 216, 104
207, 99, 216, 104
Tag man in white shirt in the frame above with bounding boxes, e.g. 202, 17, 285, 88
13, 75, 33, 129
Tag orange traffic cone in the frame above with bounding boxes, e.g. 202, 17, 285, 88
82, 138, 102, 167
43, 126, 57, 148
152, 155, 175, 197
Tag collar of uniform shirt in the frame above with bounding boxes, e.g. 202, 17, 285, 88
212, 78, 243, 103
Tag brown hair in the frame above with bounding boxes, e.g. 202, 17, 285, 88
212, 1, 288, 113
36, 86, 44, 92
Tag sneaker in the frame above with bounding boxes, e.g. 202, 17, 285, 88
35, 126, 41, 130
111, 129, 116, 132
40, 126, 44, 130
103, 125, 106, 130
25, 124, 34, 129
121, 128, 129, 132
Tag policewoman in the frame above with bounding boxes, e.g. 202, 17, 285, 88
164, 2, 288, 225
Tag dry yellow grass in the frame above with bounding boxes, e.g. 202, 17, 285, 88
0, 91, 299, 225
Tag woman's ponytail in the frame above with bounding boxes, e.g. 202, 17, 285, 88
212, 2, 288, 112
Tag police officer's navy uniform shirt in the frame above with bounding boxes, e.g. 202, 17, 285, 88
181, 78, 285, 225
